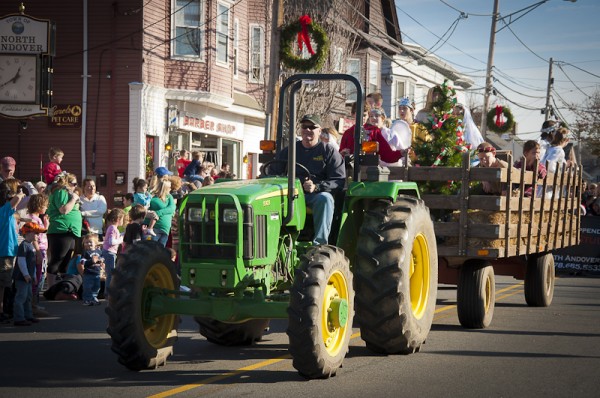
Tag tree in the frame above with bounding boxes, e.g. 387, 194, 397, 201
571, 89, 600, 156
411, 81, 468, 195
280, 1, 363, 127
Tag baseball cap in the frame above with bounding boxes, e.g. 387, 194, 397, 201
300, 114, 321, 127
155, 166, 173, 177
20, 222, 47, 235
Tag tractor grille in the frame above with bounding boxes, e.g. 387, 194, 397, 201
255, 215, 267, 258
185, 204, 256, 260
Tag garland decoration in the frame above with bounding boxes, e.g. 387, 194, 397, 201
280, 15, 329, 72
486, 105, 515, 134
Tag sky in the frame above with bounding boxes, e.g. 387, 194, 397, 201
395, 0, 600, 143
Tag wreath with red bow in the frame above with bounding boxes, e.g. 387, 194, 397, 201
280, 15, 329, 72
486, 105, 515, 134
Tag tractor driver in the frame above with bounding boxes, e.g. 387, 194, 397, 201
276, 114, 346, 245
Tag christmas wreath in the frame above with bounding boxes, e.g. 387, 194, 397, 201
280, 15, 329, 72
486, 105, 515, 134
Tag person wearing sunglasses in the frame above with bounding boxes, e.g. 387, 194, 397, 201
46, 172, 83, 289
275, 114, 345, 245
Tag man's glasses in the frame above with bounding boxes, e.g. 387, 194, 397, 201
477, 147, 495, 154
301, 125, 319, 131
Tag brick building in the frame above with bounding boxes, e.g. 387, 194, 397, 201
0, 0, 405, 207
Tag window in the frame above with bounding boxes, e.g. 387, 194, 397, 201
369, 59, 379, 93
249, 25, 265, 82
172, 0, 204, 58
346, 58, 361, 101
233, 19, 239, 77
216, 2, 230, 64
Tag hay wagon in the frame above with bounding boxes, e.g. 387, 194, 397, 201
361, 152, 583, 328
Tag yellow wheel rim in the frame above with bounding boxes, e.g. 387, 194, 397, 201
484, 274, 492, 313
410, 233, 430, 320
143, 263, 176, 348
321, 270, 349, 357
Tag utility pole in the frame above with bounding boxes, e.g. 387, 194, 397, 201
544, 57, 554, 121
265, 0, 283, 140
480, 0, 500, 139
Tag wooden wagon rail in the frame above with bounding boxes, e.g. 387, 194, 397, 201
360, 152, 582, 261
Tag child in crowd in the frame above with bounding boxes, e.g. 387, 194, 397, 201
118, 193, 134, 234
123, 204, 147, 252
132, 178, 158, 236
43, 147, 64, 185
176, 149, 191, 178
102, 208, 124, 299
0, 180, 26, 324
13, 222, 46, 325
81, 233, 104, 306
26, 194, 50, 316
183, 151, 204, 183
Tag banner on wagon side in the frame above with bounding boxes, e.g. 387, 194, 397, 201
553, 216, 600, 274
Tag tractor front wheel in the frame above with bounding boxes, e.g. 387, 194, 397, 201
106, 241, 179, 370
354, 197, 438, 354
287, 245, 354, 379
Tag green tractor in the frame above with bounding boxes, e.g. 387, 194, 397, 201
106, 74, 438, 379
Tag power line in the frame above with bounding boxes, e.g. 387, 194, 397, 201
494, 78, 546, 99
559, 61, 600, 80
556, 63, 592, 99
438, 0, 492, 18
502, 23, 548, 63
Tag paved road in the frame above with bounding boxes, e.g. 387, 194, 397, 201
1, 273, 599, 398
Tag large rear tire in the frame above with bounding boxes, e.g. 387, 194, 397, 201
354, 197, 438, 354
287, 245, 354, 379
525, 252, 555, 307
195, 318, 270, 346
457, 259, 495, 328
105, 241, 179, 370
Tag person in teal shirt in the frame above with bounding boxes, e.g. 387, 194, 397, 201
0, 179, 26, 323
46, 172, 82, 288
149, 178, 176, 247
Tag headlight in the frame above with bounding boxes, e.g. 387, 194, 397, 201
223, 208, 238, 223
188, 208, 203, 222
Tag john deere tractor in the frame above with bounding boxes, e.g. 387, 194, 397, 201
106, 74, 438, 379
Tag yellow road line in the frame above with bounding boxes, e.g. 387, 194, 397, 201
148, 281, 525, 398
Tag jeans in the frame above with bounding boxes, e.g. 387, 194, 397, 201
82, 273, 101, 302
13, 280, 33, 322
304, 191, 335, 245
102, 250, 117, 299
152, 230, 169, 247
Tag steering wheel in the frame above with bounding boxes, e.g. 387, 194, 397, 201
260, 159, 312, 181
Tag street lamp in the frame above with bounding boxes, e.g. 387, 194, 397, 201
480, 0, 577, 139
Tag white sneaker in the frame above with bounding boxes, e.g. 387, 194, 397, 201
146, 228, 157, 237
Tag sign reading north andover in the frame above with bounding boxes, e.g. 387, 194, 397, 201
49, 104, 82, 128
553, 217, 600, 274
0, 14, 50, 54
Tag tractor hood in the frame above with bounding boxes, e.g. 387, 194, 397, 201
185, 177, 301, 206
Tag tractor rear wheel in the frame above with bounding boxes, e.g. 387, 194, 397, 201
354, 197, 438, 354
287, 245, 354, 379
106, 241, 179, 370
457, 259, 495, 328
195, 318, 270, 346
525, 252, 555, 307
